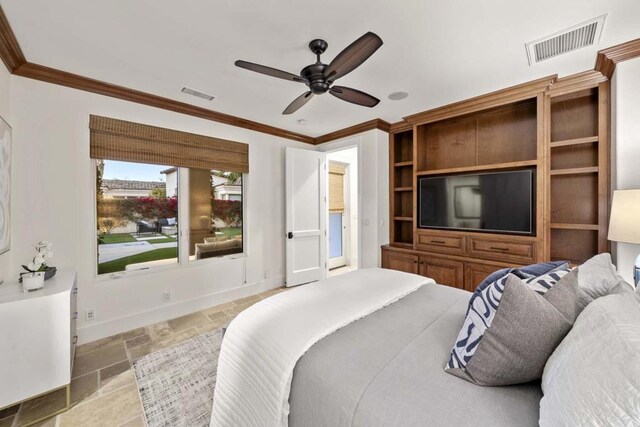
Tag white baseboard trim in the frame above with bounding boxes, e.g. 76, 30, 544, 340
77, 276, 285, 344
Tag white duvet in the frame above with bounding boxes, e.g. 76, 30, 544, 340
210, 268, 433, 427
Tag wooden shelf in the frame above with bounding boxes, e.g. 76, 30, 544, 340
550, 167, 599, 176
416, 160, 537, 176
550, 136, 598, 148
394, 217, 413, 222
394, 187, 413, 192
550, 223, 599, 230
394, 161, 414, 167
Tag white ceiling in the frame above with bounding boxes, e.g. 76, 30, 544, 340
2, 0, 640, 137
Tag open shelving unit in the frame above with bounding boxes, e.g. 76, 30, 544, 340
389, 128, 415, 247
547, 84, 610, 265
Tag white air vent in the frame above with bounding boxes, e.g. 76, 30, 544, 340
525, 15, 606, 65
181, 86, 215, 101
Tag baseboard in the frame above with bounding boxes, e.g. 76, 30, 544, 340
77, 276, 285, 344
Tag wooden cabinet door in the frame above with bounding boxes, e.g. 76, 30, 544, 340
418, 256, 464, 289
464, 262, 509, 292
383, 249, 419, 274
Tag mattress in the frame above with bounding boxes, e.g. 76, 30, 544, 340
289, 283, 542, 427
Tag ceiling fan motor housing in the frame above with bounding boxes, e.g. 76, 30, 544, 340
301, 63, 329, 94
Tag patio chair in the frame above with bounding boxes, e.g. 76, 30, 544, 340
136, 220, 158, 236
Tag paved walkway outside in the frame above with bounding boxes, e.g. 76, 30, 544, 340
98, 234, 178, 263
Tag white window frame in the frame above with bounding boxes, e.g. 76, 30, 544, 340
92, 160, 247, 281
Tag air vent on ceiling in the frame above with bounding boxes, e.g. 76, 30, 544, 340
181, 86, 215, 101
525, 15, 606, 65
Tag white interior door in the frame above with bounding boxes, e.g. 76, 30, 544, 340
286, 147, 327, 287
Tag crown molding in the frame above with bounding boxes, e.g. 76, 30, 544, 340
0, 4, 25, 72
546, 70, 608, 97
389, 120, 412, 133
13, 62, 315, 144
313, 119, 391, 144
404, 75, 558, 125
595, 38, 640, 79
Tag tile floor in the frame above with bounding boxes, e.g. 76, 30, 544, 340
0, 287, 286, 427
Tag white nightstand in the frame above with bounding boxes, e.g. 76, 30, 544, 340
0, 272, 77, 416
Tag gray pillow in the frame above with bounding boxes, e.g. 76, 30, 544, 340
577, 253, 628, 308
540, 294, 640, 426
447, 274, 577, 386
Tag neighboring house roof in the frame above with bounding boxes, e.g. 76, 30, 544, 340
103, 179, 166, 191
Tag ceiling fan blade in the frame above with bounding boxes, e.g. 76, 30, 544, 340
283, 91, 314, 115
235, 60, 308, 83
324, 32, 383, 82
329, 86, 380, 108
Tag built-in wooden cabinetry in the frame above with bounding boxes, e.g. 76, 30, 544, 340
383, 72, 610, 291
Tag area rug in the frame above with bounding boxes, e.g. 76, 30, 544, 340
133, 329, 222, 427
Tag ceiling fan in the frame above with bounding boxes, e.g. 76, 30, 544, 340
235, 32, 383, 115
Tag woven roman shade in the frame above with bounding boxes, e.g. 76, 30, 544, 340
89, 115, 249, 173
329, 163, 346, 212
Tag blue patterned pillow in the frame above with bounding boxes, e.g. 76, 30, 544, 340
447, 267, 570, 372
475, 260, 570, 292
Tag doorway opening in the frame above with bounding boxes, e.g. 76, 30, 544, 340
327, 147, 358, 277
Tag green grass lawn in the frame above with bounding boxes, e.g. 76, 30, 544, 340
220, 227, 242, 237
99, 233, 137, 244
98, 247, 178, 275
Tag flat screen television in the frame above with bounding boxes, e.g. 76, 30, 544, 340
418, 169, 535, 235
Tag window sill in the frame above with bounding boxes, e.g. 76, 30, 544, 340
93, 252, 247, 283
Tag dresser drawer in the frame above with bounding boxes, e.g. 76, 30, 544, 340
415, 231, 464, 255
467, 236, 536, 263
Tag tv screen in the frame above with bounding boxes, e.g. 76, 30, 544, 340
418, 169, 534, 235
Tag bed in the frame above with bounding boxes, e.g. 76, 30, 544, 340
210, 268, 541, 427
289, 283, 541, 427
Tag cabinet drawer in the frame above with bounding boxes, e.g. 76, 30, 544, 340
383, 249, 419, 275
415, 231, 464, 255
419, 256, 464, 289
467, 237, 536, 263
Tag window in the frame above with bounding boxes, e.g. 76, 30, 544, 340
90, 115, 249, 276
188, 169, 243, 261
96, 160, 179, 275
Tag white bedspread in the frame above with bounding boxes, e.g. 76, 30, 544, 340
210, 268, 433, 427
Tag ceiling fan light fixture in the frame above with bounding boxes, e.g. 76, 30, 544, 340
388, 91, 409, 101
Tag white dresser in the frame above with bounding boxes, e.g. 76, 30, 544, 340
0, 272, 77, 410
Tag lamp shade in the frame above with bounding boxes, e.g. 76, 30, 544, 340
608, 189, 640, 244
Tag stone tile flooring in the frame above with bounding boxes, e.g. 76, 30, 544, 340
0, 287, 287, 427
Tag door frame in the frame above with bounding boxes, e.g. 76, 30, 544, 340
324, 145, 360, 273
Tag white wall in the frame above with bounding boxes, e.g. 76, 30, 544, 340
317, 130, 389, 268
327, 147, 358, 266
9, 76, 312, 343
611, 57, 640, 284
0, 64, 11, 284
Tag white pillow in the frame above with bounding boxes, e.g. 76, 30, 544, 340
167, 217, 176, 226
540, 293, 640, 426
577, 253, 627, 307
